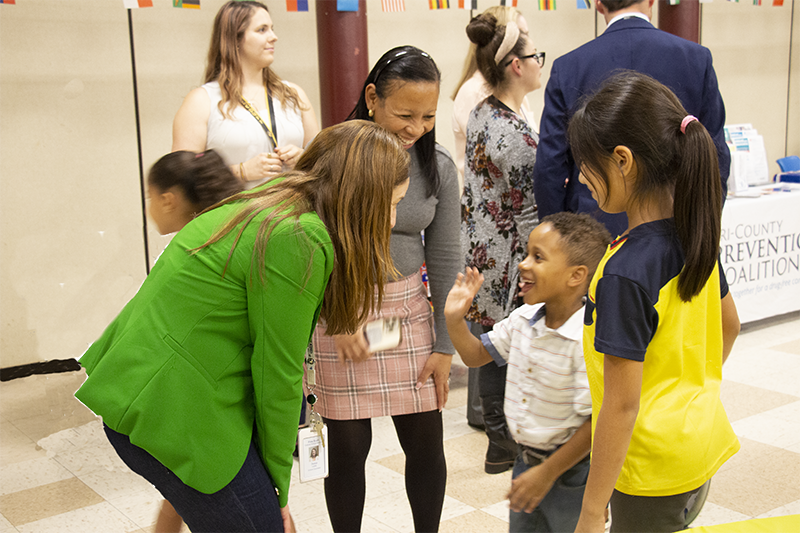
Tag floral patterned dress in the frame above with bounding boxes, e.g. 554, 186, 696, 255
462, 96, 538, 326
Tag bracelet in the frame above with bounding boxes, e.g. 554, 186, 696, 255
239, 162, 247, 182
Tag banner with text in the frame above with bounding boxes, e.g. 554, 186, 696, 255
720, 189, 800, 323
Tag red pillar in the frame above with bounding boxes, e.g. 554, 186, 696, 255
315, 0, 369, 128
657, 0, 700, 44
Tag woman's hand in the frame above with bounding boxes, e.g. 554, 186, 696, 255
333, 332, 371, 364
416, 352, 453, 410
280, 505, 296, 533
507, 464, 556, 514
275, 144, 303, 170
242, 152, 284, 182
444, 268, 484, 323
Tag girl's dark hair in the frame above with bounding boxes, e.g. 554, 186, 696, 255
568, 71, 722, 302
347, 46, 441, 197
148, 150, 244, 212
466, 14, 527, 90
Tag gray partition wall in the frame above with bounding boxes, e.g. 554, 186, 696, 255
1, 0, 797, 369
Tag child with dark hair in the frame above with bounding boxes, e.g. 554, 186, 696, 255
147, 149, 244, 235
445, 212, 612, 533
569, 71, 740, 533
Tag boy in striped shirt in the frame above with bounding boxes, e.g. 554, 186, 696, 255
445, 212, 611, 533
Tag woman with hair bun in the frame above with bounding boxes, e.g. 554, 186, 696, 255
461, 13, 543, 477
451, 5, 533, 186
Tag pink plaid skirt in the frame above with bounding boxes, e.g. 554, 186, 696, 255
309, 272, 438, 420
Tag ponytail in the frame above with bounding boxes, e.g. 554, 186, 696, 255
148, 150, 244, 213
568, 71, 723, 302
674, 119, 722, 301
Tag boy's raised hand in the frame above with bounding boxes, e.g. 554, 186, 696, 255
444, 267, 485, 322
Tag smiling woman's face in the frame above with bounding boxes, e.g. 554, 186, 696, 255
365, 80, 439, 150
239, 8, 277, 69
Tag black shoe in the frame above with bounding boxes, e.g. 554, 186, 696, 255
480, 393, 516, 474
485, 440, 515, 474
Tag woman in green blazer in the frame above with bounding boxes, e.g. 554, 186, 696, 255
76, 121, 410, 533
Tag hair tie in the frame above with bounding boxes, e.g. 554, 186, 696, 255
680, 115, 698, 134
494, 21, 520, 66
195, 152, 205, 158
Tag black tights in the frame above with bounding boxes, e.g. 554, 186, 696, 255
323, 411, 447, 533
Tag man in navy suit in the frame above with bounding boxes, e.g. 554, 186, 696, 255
533, 0, 730, 237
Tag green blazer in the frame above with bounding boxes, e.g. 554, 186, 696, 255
76, 195, 333, 507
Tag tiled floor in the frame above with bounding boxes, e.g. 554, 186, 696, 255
1, 312, 799, 532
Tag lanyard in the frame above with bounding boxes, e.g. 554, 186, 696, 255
240, 86, 279, 150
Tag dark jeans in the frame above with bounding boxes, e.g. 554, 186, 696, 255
104, 425, 284, 533
509, 454, 589, 533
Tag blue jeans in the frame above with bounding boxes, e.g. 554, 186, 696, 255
509, 454, 589, 533
104, 425, 283, 533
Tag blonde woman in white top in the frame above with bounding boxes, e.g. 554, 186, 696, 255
173, 1, 319, 189
451, 5, 533, 189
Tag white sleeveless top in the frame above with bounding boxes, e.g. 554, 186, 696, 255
203, 81, 304, 188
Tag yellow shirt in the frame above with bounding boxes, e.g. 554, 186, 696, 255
584, 219, 739, 496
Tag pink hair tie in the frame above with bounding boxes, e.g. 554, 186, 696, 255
195, 152, 205, 158
680, 115, 698, 134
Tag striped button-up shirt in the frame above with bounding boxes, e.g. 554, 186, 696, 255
482, 303, 591, 451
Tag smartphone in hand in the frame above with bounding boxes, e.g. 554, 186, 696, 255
363, 318, 402, 353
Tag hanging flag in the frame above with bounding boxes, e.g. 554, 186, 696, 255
337, 0, 358, 11
669, 0, 680, 5
577, 0, 590, 8
286, 0, 309, 11
383, 0, 406, 11
124, 0, 153, 7
429, 0, 450, 8
458, 0, 478, 8
538, 0, 555, 10
0, 0, 17, 4
773, 0, 784, 5
174, 0, 200, 8
753, 0, 761, 4
500, 0, 519, 6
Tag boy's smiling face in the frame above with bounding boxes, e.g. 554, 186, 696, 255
517, 223, 577, 306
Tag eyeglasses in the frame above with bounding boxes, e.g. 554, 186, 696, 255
505, 51, 545, 68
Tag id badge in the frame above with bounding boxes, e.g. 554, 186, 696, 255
297, 425, 328, 482
364, 317, 402, 353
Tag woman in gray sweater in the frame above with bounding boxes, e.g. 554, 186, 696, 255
310, 46, 460, 533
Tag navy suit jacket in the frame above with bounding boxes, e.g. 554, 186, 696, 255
533, 17, 730, 237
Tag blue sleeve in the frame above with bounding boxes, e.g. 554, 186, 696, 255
719, 258, 729, 299
699, 50, 730, 200
534, 60, 571, 219
594, 275, 658, 362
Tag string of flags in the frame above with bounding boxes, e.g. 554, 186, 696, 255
0, 1, 787, 11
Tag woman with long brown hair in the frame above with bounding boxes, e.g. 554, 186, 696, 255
75, 121, 409, 533
173, 1, 319, 188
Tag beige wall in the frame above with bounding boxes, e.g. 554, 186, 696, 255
1, 0, 797, 368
